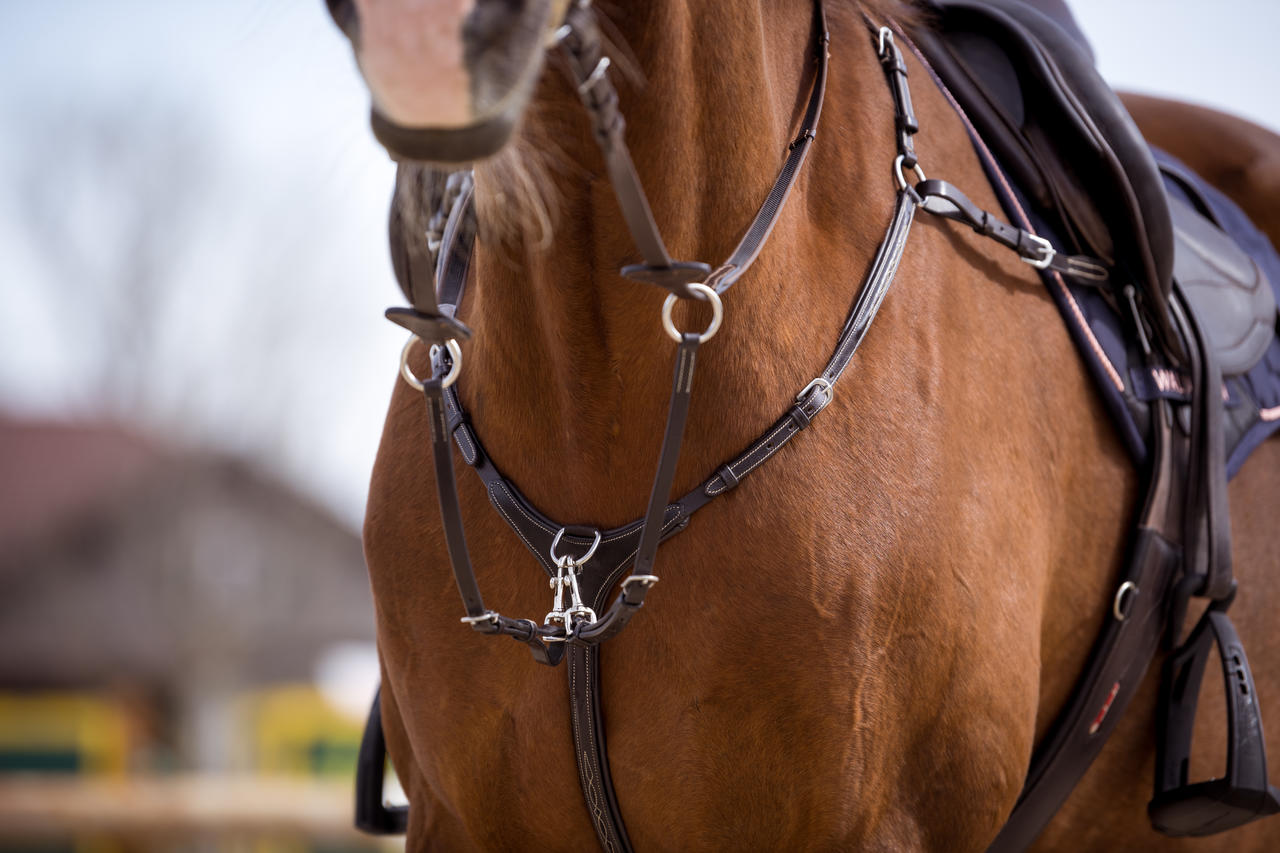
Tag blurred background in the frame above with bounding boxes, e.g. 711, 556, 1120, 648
0, 1, 1276, 851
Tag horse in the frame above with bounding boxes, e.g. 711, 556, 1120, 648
1121, 94, 1280, 246
327, 0, 1280, 848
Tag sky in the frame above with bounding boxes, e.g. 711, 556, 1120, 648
1, 0, 1277, 528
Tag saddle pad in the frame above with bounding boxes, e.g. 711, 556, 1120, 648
996, 145, 1280, 477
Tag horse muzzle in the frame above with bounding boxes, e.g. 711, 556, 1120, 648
327, 0, 566, 164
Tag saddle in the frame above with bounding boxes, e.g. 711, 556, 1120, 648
911, 0, 1280, 846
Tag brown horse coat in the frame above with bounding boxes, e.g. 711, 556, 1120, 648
355, 2, 1280, 848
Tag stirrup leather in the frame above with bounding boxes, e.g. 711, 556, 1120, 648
1149, 591, 1280, 836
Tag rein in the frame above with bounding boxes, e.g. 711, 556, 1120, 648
381, 3, 1109, 848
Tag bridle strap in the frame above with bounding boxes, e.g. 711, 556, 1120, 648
410, 0, 834, 659
557, 0, 829, 298
557, 4, 708, 291
385, 169, 475, 345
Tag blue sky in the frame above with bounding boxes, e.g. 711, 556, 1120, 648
1, 1, 1276, 526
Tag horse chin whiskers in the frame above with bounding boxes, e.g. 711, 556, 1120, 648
474, 135, 564, 255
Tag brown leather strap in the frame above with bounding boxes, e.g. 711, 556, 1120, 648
556, 3, 709, 293
557, 0, 828, 298
385, 166, 474, 345
987, 396, 1184, 850
568, 645, 633, 852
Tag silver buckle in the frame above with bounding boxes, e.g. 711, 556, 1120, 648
796, 377, 834, 412
1020, 234, 1056, 270
460, 610, 499, 628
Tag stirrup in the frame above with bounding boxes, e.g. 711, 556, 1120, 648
355, 686, 409, 835
1149, 593, 1280, 836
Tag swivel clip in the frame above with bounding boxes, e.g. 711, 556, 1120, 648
542, 528, 602, 639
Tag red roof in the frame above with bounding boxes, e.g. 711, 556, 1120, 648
0, 414, 165, 551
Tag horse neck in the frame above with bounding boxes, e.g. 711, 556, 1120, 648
459, 0, 866, 525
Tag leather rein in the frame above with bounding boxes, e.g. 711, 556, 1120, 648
385, 2, 1108, 849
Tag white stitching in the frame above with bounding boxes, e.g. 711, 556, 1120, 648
489, 485, 546, 565
454, 425, 477, 465
594, 511, 682, 608
677, 346, 695, 393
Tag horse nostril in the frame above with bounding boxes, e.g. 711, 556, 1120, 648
325, 0, 359, 41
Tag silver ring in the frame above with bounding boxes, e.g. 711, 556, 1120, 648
550, 527, 602, 566
894, 154, 926, 191
1113, 581, 1139, 621
400, 336, 462, 391
661, 282, 724, 343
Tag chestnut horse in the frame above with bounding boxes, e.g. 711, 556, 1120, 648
332, 0, 1280, 848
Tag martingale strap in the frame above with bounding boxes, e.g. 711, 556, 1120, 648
416, 0, 834, 663
369, 6, 1120, 850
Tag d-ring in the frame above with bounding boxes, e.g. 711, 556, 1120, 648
550, 527, 602, 567
400, 335, 462, 391
1112, 581, 1139, 621
894, 154, 926, 191
661, 282, 724, 343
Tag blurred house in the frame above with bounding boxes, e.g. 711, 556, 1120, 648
0, 414, 384, 850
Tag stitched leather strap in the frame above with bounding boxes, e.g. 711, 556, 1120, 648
693, 188, 917, 502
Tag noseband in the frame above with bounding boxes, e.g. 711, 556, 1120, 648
378, 2, 1109, 848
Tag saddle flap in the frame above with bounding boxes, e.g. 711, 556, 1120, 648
1149, 602, 1280, 836
1171, 195, 1277, 376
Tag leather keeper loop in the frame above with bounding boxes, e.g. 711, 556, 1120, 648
714, 464, 741, 492
789, 403, 813, 430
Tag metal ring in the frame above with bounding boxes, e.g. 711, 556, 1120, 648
894, 154, 926, 192
400, 335, 462, 391
1113, 581, 1139, 621
661, 282, 724, 343
550, 527, 602, 567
